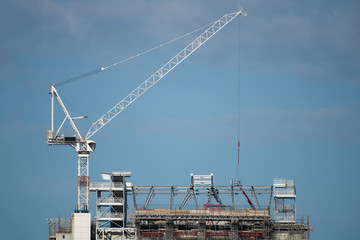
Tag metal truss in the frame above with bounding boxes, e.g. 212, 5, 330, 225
251, 186, 260, 208
144, 187, 155, 209
77, 153, 89, 211
180, 186, 198, 209
49, 85, 83, 143
85, 9, 247, 140
131, 184, 272, 210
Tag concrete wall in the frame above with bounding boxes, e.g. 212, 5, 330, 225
72, 213, 91, 240
55, 233, 71, 240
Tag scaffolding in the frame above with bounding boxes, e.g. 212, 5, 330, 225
131, 174, 272, 212
49, 173, 311, 239
130, 174, 272, 239
273, 179, 296, 223
90, 172, 135, 240
47, 217, 72, 240
128, 175, 311, 239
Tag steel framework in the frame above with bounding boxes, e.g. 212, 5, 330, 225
88, 173, 312, 240
89, 172, 132, 240
132, 184, 272, 211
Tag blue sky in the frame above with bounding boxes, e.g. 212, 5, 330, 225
0, 0, 359, 239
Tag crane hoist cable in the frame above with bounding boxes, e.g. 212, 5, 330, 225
236, 10, 242, 179
55, 21, 217, 87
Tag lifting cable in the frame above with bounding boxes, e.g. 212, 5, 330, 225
55, 20, 216, 87
236, 10, 241, 179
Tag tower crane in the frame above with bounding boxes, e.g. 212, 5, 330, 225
46, 8, 247, 213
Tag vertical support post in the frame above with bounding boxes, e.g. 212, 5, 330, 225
231, 179, 235, 209
192, 187, 198, 209
307, 213, 310, 240
132, 186, 137, 210
207, 188, 212, 204
77, 152, 90, 211
51, 88, 54, 132
170, 186, 175, 210
268, 186, 273, 212
165, 220, 174, 240
96, 190, 100, 240
197, 221, 206, 240
295, 195, 297, 222
230, 219, 239, 240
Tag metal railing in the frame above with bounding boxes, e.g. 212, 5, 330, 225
90, 182, 124, 189
274, 214, 296, 223
295, 215, 309, 225
98, 197, 124, 204
134, 204, 269, 211
47, 218, 72, 236
275, 204, 295, 212
274, 188, 295, 196
98, 212, 124, 219
273, 178, 294, 186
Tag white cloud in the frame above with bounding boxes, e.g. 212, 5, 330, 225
240, 1, 360, 83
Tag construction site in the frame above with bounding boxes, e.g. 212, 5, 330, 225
46, 8, 312, 240
48, 173, 311, 239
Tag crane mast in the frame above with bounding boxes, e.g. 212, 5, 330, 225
47, 8, 247, 213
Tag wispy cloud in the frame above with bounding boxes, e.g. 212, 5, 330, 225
2, 0, 359, 84
242, 1, 360, 83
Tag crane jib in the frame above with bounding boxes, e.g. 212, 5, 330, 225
85, 9, 247, 140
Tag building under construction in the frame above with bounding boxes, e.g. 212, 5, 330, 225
46, 8, 312, 240
48, 173, 311, 239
